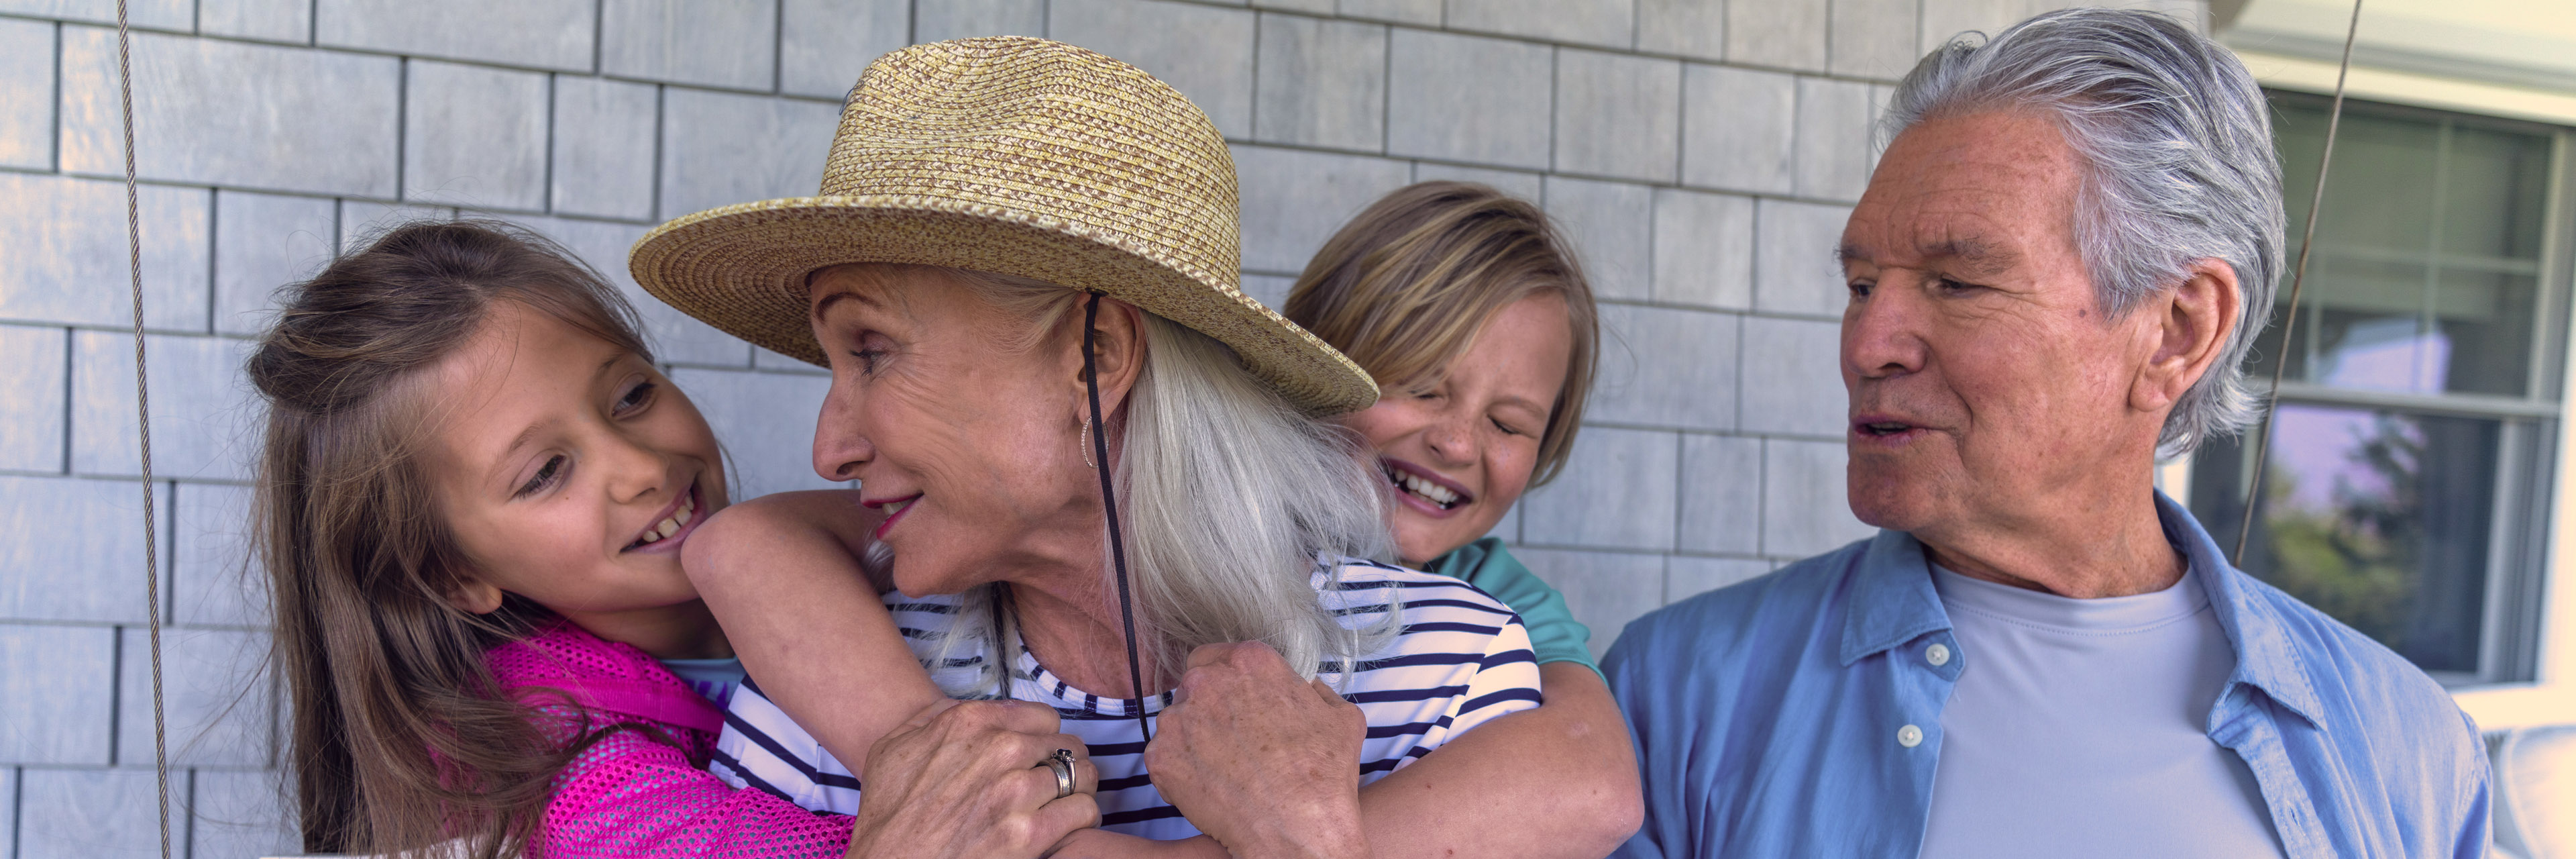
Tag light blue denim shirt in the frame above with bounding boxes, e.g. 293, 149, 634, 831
1603, 493, 2488, 859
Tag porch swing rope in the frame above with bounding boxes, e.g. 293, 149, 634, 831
115, 1, 175, 857
2231, 0, 2365, 566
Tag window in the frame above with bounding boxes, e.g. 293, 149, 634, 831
2188, 91, 2570, 686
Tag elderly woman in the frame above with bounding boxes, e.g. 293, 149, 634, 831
635, 38, 1632, 858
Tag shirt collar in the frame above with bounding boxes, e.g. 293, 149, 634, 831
1839, 528, 1951, 667
2157, 491, 2328, 727
1831, 492, 2329, 727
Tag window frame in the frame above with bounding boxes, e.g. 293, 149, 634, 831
2174, 91, 2574, 689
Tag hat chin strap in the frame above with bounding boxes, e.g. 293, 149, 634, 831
1084, 292, 1154, 742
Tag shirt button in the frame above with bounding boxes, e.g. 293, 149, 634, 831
1898, 724, 1924, 748
1926, 643, 1951, 666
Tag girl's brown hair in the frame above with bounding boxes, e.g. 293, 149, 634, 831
250, 219, 653, 858
1283, 181, 1600, 487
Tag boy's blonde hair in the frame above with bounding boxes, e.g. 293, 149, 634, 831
1283, 181, 1599, 487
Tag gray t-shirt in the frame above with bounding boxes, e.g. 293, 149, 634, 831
1917, 561, 2286, 858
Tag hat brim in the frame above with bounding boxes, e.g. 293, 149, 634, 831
629, 195, 1379, 416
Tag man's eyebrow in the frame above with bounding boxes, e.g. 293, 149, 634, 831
1919, 238, 2019, 277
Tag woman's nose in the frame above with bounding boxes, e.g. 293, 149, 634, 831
812, 392, 873, 481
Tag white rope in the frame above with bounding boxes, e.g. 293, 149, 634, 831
114, 1, 174, 856
2232, 0, 2365, 566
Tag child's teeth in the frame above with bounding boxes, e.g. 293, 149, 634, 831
1386, 467, 1460, 507
675, 506, 694, 526
656, 517, 679, 538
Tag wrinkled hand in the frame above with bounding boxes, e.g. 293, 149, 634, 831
1042, 829, 1227, 858
1142, 642, 1370, 859
848, 698, 1103, 859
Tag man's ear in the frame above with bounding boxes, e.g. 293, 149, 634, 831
1069, 296, 1149, 415
446, 576, 506, 615
2132, 258, 2242, 414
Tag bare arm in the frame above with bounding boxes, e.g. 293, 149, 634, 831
1356, 662, 1641, 859
1132, 660, 1641, 859
680, 491, 946, 774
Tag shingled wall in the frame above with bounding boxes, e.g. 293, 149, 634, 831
0, 0, 2200, 854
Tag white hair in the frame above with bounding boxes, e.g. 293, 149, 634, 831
1884, 8, 2286, 458
886, 266, 1399, 697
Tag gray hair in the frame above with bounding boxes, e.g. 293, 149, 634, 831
901, 268, 1398, 697
1883, 8, 2285, 457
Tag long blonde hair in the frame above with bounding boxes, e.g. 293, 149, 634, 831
832, 264, 1397, 695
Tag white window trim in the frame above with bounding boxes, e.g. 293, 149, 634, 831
2231, 48, 2576, 130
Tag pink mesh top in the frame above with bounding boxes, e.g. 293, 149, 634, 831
486, 621, 855, 858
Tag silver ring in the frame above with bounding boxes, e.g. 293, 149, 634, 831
1043, 748, 1077, 799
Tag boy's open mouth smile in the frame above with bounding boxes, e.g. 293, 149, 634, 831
1381, 457, 1472, 516
623, 481, 704, 552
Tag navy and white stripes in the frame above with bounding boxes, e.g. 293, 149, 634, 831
709, 562, 1544, 840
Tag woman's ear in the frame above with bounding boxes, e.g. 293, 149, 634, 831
446, 576, 507, 615
1074, 296, 1150, 413
2131, 258, 2241, 414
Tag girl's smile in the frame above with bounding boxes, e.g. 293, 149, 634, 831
623, 479, 708, 552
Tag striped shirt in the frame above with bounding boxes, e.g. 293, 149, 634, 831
709, 560, 1545, 840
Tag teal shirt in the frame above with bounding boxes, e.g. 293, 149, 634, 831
1421, 538, 1597, 672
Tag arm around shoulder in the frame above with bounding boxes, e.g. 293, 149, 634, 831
1356, 661, 1642, 859
680, 491, 941, 774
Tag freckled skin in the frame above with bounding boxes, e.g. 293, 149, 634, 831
1840, 109, 2241, 597
1338, 295, 1573, 566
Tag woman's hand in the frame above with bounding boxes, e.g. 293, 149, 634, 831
1142, 642, 1371, 859
1043, 830, 1228, 859
849, 698, 1104, 859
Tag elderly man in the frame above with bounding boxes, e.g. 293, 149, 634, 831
1604, 9, 2486, 859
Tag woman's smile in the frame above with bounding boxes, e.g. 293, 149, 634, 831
864, 493, 922, 541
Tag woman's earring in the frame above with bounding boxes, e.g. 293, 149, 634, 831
1081, 416, 1096, 469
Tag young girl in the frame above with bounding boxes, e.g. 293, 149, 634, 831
252, 221, 857, 858
681, 181, 1640, 858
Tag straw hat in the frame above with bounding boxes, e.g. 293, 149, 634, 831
629, 36, 1377, 415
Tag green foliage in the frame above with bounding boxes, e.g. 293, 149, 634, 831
2257, 413, 2423, 650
